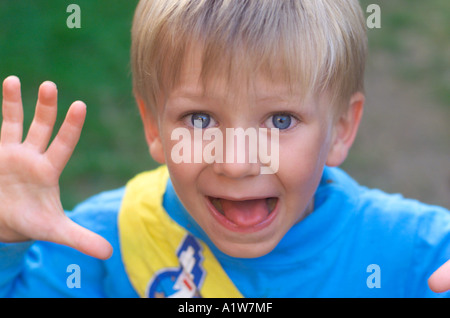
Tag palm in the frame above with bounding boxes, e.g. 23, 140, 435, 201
0, 145, 63, 241
0, 76, 112, 259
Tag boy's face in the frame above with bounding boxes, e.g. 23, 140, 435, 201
138, 50, 363, 258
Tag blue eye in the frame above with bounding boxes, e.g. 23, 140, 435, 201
191, 113, 212, 129
271, 114, 292, 130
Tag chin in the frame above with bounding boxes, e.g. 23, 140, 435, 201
210, 235, 281, 259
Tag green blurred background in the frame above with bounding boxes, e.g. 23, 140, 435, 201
0, 0, 449, 210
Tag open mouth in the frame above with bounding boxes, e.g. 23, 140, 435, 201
207, 196, 278, 230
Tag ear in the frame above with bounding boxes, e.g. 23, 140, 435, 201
326, 92, 365, 167
136, 97, 166, 164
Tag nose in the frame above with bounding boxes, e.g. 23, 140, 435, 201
212, 128, 261, 178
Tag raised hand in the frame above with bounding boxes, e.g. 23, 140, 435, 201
0, 76, 112, 260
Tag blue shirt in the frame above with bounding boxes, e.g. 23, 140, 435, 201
0, 167, 449, 297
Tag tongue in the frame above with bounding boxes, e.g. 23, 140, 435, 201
220, 199, 269, 227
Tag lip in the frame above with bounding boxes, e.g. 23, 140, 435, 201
204, 195, 279, 233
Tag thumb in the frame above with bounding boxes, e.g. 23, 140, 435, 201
51, 216, 113, 260
428, 259, 450, 293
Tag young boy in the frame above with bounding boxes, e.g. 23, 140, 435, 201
0, 0, 449, 298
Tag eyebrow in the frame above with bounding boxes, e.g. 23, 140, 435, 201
170, 87, 292, 103
255, 95, 290, 104
168, 94, 295, 115
167, 93, 212, 107
169, 86, 209, 101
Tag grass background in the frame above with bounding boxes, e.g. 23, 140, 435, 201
0, 0, 449, 210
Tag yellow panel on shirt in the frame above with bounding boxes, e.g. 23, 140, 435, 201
118, 165, 243, 298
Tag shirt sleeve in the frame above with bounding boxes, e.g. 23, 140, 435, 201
0, 188, 128, 298
0, 231, 107, 297
0, 240, 34, 297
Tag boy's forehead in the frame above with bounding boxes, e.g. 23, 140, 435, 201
168, 44, 305, 104
170, 74, 296, 103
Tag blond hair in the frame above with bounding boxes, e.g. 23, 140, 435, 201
131, 0, 367, 115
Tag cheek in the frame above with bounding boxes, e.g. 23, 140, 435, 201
279, 130, 327, 169
162, 129, 197, 190
277, 128, 330, 191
